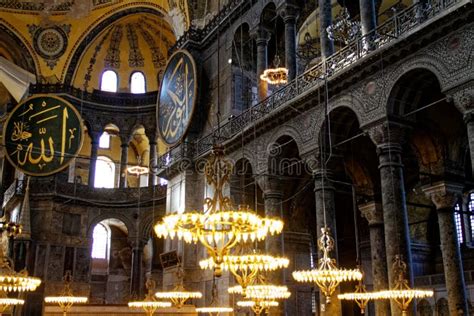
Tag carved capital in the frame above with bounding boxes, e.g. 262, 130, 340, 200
277, 3, 300, 23
421, 181, 463, 210
250, 25, 272, 45
89, 130, 102, 144
365, 121, 410, 147
300, 149, 322, 173
257, 175, 283, 197
359, 201, 383, 225
128, 238, 147, 250
464, 111, 474, 124
313, 169, 335, 192
120, 133, 132, 145
448, 87, 474, 114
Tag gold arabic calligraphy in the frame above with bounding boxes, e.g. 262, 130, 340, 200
8, 99, 78, 171
161, 56, 194, 141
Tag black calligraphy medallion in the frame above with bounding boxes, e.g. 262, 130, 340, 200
3, 95, 84, 176
158, 50, 197, 146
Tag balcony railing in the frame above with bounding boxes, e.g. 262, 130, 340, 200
157, 0, 466, 171
2, 179, 26, 207
2, 177, 167, 207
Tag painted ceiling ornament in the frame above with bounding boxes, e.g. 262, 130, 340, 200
326, 7, 361, 45
28, 24, 70, 69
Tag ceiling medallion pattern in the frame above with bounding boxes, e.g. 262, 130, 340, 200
28, 24, 70, 69
104, 25, 123, 69
126, 23, 144, 67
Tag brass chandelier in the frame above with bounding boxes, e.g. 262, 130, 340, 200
128, 278, 171, 316
338, 256, 433, 315
154, 264, 202, 308
196, 276, 233, 315
260, 55, 288, 85
0, 290, 24, 313
0, 220, 41, 293
292, 227, 362, 304
228, 284, 291, 300
237, 300, 279, 316
154, 145, 284, 277
337, 278, 371, 314
44, 271, 88, 315
199, 253, 289, 295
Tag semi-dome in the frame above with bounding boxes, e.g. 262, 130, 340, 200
72, 13, 176, 93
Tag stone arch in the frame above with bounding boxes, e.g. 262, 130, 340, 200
88, 213, 136, 239
386, 67, 446, 117
0, 21, 38, 75
317, 105, 363, 149
418, 299, 434, 316
141, 221, 154, 242
63, 5, 171, 85
249, 0, 278, 29
228, 147, 258, 175
436, 298, 449, 316
328, 94, 366, 128
383, 57, 452, 116
265, 125, 305, 167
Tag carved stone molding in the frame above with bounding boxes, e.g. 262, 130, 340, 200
277, 2, 300, 23
365, 121, 410, 147
250, 25, 272, 45
257, 175, 283, 196
421, 181, 464, 210
359, 201, 383, 225
449, 86, 474, 115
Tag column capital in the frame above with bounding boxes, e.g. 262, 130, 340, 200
300, 149, 322, 173
365, 121, 410, 148
422, 181, 464, 210
120, 133, 131, 145
464, 111, 474, 124
89, 130, 102, 144
250, 25, 271, 45
129, 239, 147, 250
447, 86, 474, 115
277, 2, 300, 23
359, 201, 383, 225
313, 169, 335, 191
257, 175, 283, 196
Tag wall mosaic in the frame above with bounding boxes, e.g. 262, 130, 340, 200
28, 23, 70, 69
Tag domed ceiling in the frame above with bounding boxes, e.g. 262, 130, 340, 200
72, 13, 176, 92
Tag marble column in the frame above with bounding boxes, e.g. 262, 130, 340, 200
319, 0, 334, 58
130, 240, 145, 297
359, 202, 391, 316
422, 182, 469, 316
88, 132, 100, 188
464, 113, 474, 177
261, 175, 284, 316
313, 169, 341, 316
149, 140, 158, 186
252, 27, 271, 101
119, 138, 129, 189
359, 0, 377, 50
369, 123, 414, 294
279, 4, 299, 81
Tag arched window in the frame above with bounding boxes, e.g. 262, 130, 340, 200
99, 132, 110, 149
94, 156, 115, 188
130, 71, 146, 94
469, 193, 474, 240
454, 203, 464, 244
100, 70, 118, 92
92, 223, 110, 259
